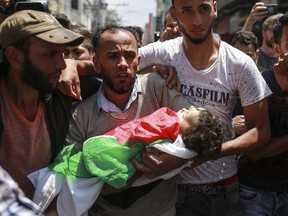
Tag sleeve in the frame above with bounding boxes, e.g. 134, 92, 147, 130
235, 56, 272, 107
139, 42, 166, 70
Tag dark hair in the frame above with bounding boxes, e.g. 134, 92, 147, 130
53, 13, 70, 29
92, 24, 138, 52
231, 31, 259, 51
262, 13, 283, 31
126, 26, 143, 47
182, 109, 223, 160
172, 0, 216, 7
274, 12, 288, 44
70, 25, 94, 53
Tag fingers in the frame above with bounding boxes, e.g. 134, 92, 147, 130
165, 66, 177, 88
156, 65, 168, 79
132, 151, 163, 179
58, 79, 82, 100
176, 79, 181, 92
132, 159, 153, 178
74, 82, 82, 101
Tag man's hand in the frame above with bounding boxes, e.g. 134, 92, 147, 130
58, 59, 82, 100
132, 148, 187, 179
153, 64, 180, 90
159, 26, 181, 42
242, 2, 269, 31
274, 53, 288, 91
232, 115, 246, 136
0, 0, 11, 8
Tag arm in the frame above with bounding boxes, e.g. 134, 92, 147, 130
221, 98, 270, 156
246, 136, 288, 161
58, 59, 98, 100
242, 2, 269, 31
232, 115, 246, 137
132, 148, 188, 179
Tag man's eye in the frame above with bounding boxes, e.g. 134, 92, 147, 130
108, 54, 118, 58
182, 9, 192, 14
200, 6, 210, 13
75, 51, 83, 55
63, 51, 69, 57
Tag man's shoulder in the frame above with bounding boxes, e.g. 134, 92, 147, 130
220, 41, 248, 56
220, 41, 256, 66
138, 73, 166, 86
73, 92, 99, 111
140, 37, 182, 53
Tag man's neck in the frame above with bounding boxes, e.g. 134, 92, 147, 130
5, 73, 40, 121
182, 34, 220, 70
103, 87, 133, 111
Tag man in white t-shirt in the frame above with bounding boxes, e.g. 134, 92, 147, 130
137, 0, 272, 215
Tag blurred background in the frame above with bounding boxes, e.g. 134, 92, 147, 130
45, 0, 288, 45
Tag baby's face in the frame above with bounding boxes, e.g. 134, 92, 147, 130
177, 107, 204, 134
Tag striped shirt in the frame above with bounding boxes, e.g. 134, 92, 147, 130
0, 79, 51, 199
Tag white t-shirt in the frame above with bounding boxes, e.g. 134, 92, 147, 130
139, 37, 272, 184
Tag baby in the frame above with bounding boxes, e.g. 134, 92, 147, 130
29, 107, 224, 216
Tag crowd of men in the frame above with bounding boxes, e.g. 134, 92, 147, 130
1, 0, 288, 216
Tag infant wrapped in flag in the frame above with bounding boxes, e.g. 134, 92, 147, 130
28, 107, 223, 216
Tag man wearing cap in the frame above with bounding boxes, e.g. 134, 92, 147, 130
0, 9, 84, 208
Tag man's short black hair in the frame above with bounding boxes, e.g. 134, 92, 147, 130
92, 25, 138, 52
274, 12, 288, 44
231, 31, 259, 51
172, 0, 216, 7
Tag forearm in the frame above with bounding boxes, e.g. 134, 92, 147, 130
247, 135, 288, 161
76, 60, 97, 77
221, 125, 270, 156
137, 65, 156, 75
242, 15, 256, 31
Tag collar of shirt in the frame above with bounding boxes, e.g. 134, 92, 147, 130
97, 76, 142, 113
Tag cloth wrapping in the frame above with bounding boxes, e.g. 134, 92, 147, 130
28, 107, 197, 215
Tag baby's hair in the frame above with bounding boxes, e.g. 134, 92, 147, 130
182, 109, 224, 159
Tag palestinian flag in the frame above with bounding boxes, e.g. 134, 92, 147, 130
49, 107, 180, 189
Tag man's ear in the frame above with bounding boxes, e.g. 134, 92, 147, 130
5, 46, 24, 69
213, 0, 218, 18
92, 53, 102, 76
272, 42, 280, 56
255, 49, 259, 59
170, 6, 177, 22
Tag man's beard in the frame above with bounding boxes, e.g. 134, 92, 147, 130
102, 73, 136, 95
21, 54, 56, 96
178, 19, 214, 44
265, 38, 274, 48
